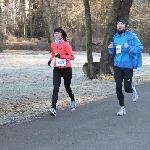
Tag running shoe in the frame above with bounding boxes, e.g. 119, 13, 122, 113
48, 107, 56, 116
71, 99, 76, 111
117, 107, 126, 116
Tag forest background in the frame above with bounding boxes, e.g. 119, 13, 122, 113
0, 0, 150, 53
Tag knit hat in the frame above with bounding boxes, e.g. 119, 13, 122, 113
117, 20, 126, 26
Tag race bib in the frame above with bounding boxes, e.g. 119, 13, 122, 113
116, 45, 122, 54
56, 58, 66, 66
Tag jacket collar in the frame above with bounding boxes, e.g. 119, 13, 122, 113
55, 38, 64, 44
114, 31, 135, 40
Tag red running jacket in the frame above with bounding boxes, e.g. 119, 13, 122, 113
49, 41, 75, 68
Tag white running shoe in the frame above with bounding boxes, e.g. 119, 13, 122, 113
71, 99, 76, 111
132, 87, 138, 102
48, 108, 56, 116
117, 108, 126, 116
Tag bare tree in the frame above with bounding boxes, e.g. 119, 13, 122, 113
0, 0, 5, 52
83, 0, 95, 79
42, 0, 54, 43
0, 7, 3, 52
99, 0, 133, 76
53, 0, 62, 28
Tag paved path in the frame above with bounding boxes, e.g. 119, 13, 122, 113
0, 82, 150, 150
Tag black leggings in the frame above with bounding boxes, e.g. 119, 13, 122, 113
51, 67, 74, 109
114, 66, 133, 106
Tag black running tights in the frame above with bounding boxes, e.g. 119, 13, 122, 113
51, 67, 74, 109
114, 66, 133, 106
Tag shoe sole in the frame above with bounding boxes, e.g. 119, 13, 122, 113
50, 113, 56, 116
117, 113, 123, 116
117, 113, 126, 116
71, 107, 76, 111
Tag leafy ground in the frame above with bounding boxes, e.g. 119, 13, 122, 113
0, 50, 150, 125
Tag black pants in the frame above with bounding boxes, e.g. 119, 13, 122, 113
114, 66, 133, 106
51, 67, 74, 109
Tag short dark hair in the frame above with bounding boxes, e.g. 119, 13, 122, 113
54, 27, 67, 41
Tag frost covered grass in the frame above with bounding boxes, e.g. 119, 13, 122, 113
0, 50, 150, 125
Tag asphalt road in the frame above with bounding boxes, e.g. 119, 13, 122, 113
0, 82, 150, 150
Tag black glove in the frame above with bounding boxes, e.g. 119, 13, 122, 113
48, 60, 51, 66
54, 53, 60, 58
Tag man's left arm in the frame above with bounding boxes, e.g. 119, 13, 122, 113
129, 35, 143, 54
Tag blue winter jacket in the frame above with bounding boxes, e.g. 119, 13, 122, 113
109, 31, 143, 69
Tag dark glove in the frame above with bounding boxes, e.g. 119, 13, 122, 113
48, 60, 51, 66
54, 53, 60, 58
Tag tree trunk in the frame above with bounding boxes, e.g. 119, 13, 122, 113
23, 12, 27, 40
99, 0, 133, 76
0, 31, 3, 53
22, 0, 27, 40
0, 7, 3, 52
53, 0, 62, 28
29, 1, 33, 38
83, 0, 95, 79
42, 0, 54, 43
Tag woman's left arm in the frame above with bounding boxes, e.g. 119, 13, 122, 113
60, 42, 75, 60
